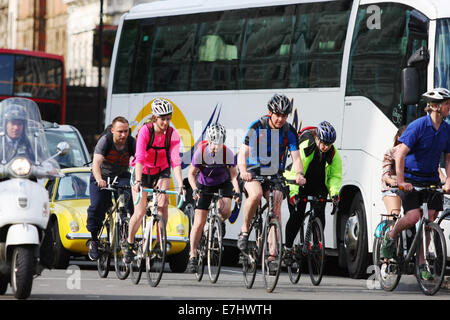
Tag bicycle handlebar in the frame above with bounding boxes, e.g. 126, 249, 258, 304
252, 174, 286, 184
134, 186, 184, 209
391, 186, 445, 193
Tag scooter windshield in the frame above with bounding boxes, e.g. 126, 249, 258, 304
0, 97, 57, 168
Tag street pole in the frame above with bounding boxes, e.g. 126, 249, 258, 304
98, 0, 104, 131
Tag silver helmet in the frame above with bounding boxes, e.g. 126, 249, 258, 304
205, 123, 226, 144
151, 98, 174, 116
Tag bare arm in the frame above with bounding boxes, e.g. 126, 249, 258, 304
92, 153, 106, 188
394, 143, 412, 191
291, 150, 306, 185
238, 144, 252, 181
444, 153, 450, 192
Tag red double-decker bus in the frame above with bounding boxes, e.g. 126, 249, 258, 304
0, 48, 66, 123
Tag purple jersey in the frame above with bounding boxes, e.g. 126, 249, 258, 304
192, 144, 236, 186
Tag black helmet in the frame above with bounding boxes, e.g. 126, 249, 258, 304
267, 94, 293, 115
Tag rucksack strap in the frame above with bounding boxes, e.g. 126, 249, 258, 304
145, 123, 173, 167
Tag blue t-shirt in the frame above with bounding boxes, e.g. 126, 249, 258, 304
244, 116, 298, 174
399, 115, 450, 183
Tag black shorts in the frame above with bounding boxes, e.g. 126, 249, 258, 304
196, 181, 234, 210
140, 167, 171, 188
245, 169, 287, 198
400, 182, 444, 213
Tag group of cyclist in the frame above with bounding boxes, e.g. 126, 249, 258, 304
85, 87, 449, 285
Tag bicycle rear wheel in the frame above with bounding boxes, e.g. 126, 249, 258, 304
207, 216, 223, 283
114, 215, 130, 280
242, 220, 262, 289
262, 218, 282, 293
415, 222, 446, 296
374, 220, 402, 291
97, 216, 112, 278
287, 230, 303, 284
130, 239, 144, 285
195, 234, 206, 282
146, 215, 167, 287
307, 217, 325, 286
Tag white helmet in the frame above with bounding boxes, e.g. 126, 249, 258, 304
151, 98, 174, 116
206, 123, 226, 144
422, 88, 450, 103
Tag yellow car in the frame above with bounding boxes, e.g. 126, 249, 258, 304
45, 167, 190, 272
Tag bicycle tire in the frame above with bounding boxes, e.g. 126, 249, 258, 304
437, 209, 450, 225
374, 220, 402, 292
207, 215, 223, 284
287, 229, 303, 284
195, 234, 206, 282
415, 222, 447, 296
307, 217, 325, 286
242, 218, 262, 289
130, 238, 144, 285
114, 213, 130, 280
97, 214, 112, 278
146, 214, 167, 287
262, 218, 282, 293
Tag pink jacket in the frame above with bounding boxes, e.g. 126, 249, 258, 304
131, 123, 182, 175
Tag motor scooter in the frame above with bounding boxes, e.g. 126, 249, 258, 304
0, 97, 69, 299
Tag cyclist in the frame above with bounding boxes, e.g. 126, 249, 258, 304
124, 98, 183, 264
283, 121, 342, 264
87, 116, 136, 261
381, 125, 406, 218
382, 88, 450, 279
237, 93, 306, 273
186, 123, 241, 273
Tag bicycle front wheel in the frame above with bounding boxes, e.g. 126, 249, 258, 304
415, 222, 446, 296
207, 216, 223, 284
242, 220, 261, 289
262, 218, 282, 293
195, 234, 206, 282
114, 216, 130, 280
130, 239, 144, 285
97, 216, 112, 278
146, 215, 167, 287
307, 217, 325, 286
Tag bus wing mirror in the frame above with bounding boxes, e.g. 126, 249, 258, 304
401, 67, 420, 105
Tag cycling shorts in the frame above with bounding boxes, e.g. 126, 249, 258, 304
141, 167, 171, 188
196, 181, 233, 210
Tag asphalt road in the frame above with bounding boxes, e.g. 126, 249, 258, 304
2, 259, 450, 304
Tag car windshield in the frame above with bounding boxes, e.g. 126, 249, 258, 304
45, 130, 88, 168
0, 97, 58, 169
55, 172, 90, 201
435, 18, 450, 124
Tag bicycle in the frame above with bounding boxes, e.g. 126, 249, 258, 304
129, 186, 183, 287
373, 186, 447, 295
96, 177, 132, 280
285, 194, 336, 286
194, 189, 226, 284
240, 174, 284, 293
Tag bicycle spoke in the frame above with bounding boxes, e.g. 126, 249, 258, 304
307, 218, 325, 286
146, 216, 167, 287
262, 219, 282, 293
207, 217, 223, 284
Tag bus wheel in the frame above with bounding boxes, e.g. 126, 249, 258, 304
343, 192, 368, 279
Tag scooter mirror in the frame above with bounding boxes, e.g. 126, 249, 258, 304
56, 141, 70, 156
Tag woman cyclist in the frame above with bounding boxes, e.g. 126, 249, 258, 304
186, 123, 241, 273
283, 121, 342, 265
124, 98, 183, 264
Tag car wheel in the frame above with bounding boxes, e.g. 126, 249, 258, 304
51, 218, 71, 269
168, 243, 190, 273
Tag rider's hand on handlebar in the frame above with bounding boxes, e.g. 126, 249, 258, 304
398, 181, 413, 192
96, 179, 107, 188
132, 181, 141, 193
332, 195, 340, 207
241, 171, 253, 182
192, 189, 200, 201
296, 173, 306, 186
233, 192, 242, 203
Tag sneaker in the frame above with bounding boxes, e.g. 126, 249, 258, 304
381, 232, 396, 259
419, 264, 434, 281
237, 232, 249, 251
187, 257, 198, 273
283, 247, 294, 266
88, 240, 99, 261
123, 242, 135, 264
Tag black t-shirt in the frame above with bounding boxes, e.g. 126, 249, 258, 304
94, 135, 136, 178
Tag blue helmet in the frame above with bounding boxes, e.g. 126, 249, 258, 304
316, 121, 336, 144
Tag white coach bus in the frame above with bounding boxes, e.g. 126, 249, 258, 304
105, 0, 450, 278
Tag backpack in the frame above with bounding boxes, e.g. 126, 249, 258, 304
98, 124, 136, 157
140, 122, 174, 167
298, 126, 317, 144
